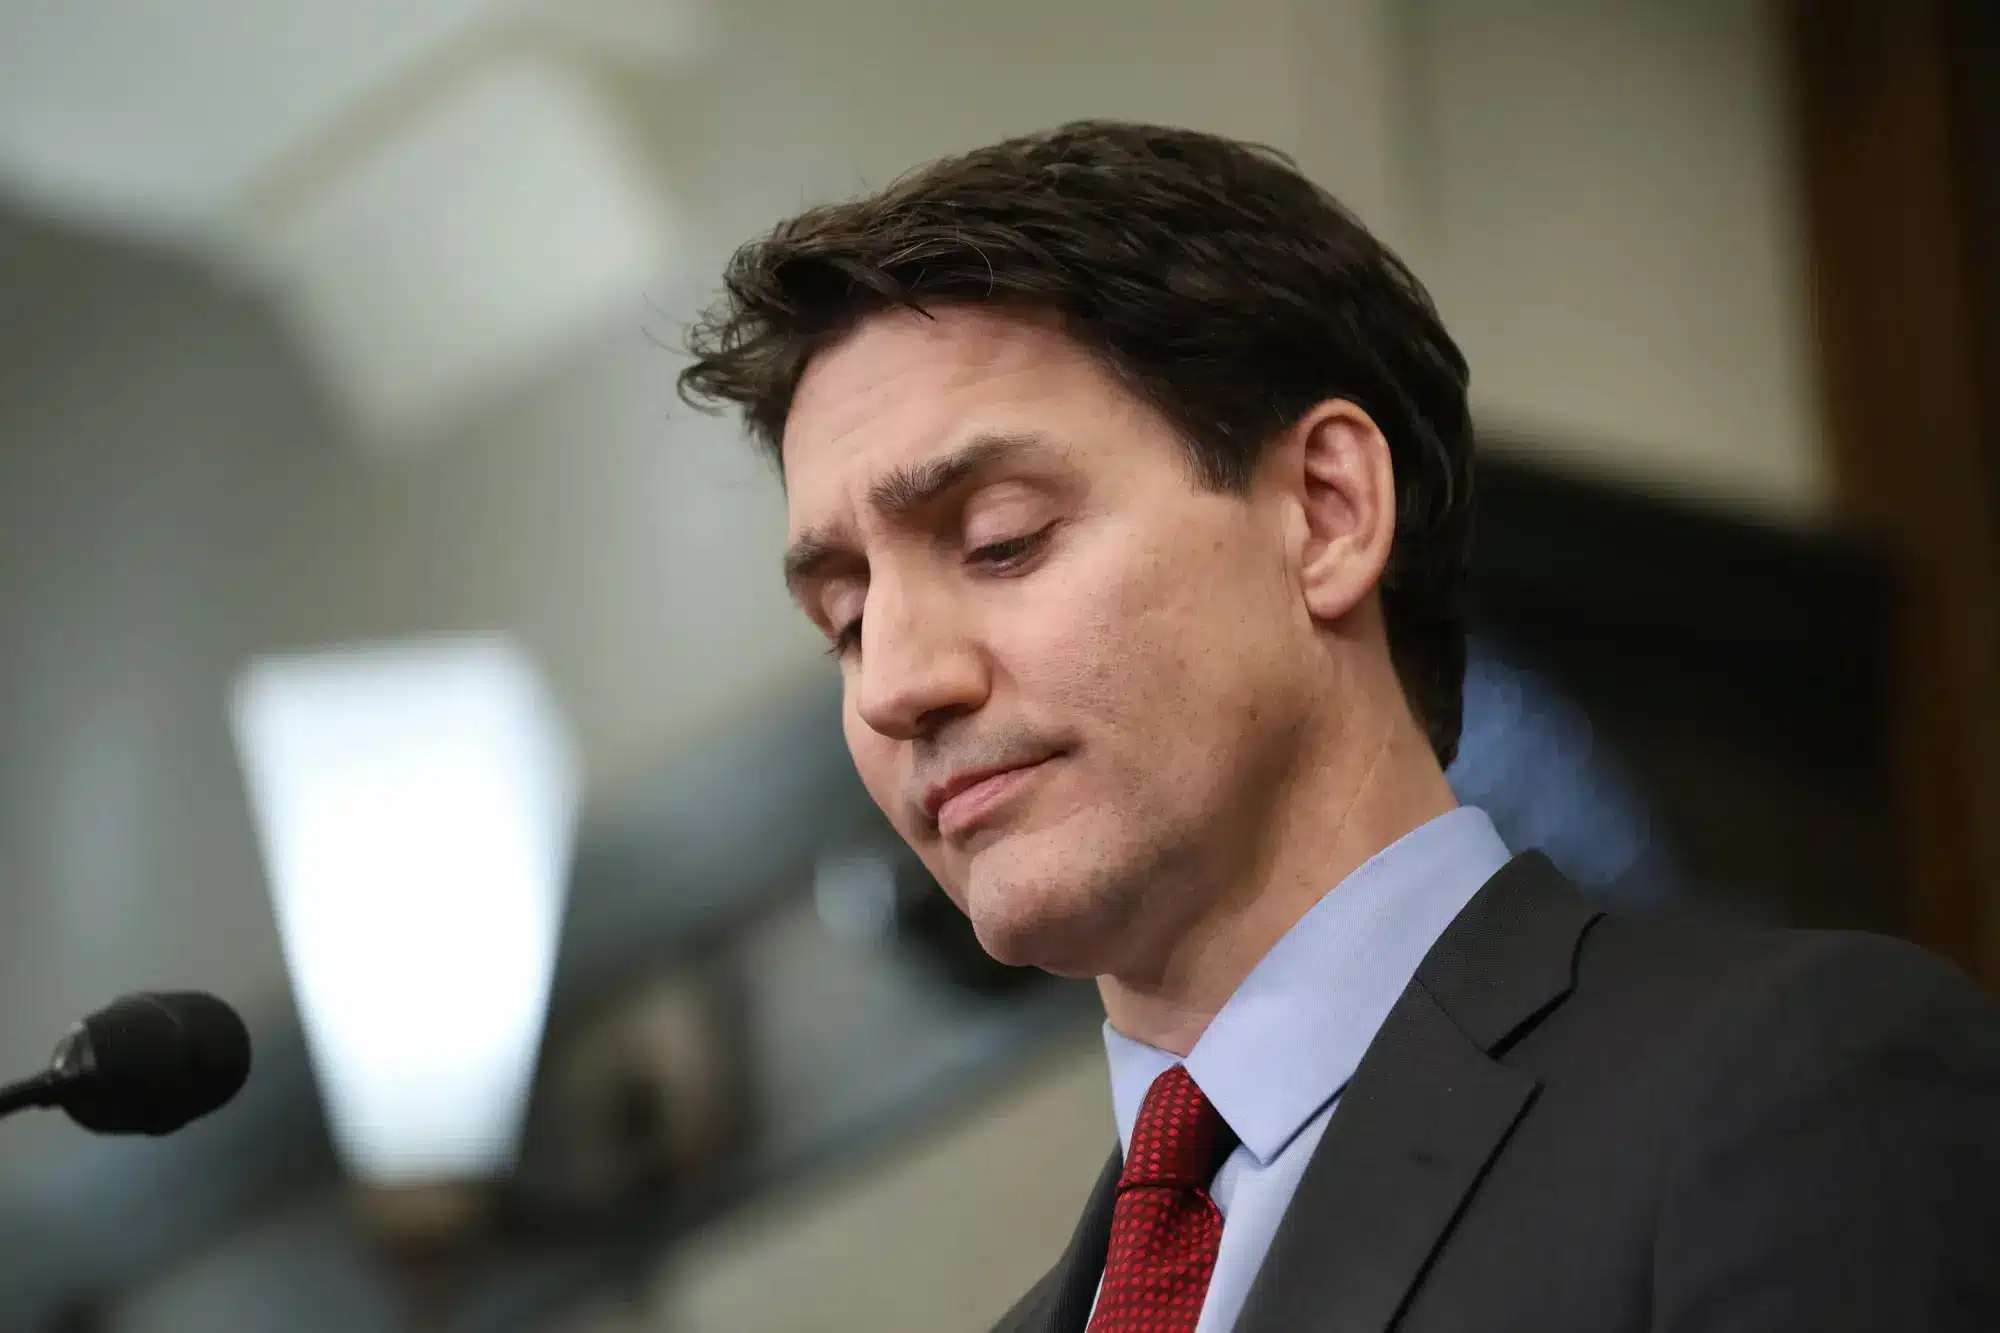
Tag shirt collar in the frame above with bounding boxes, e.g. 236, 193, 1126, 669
1105, 806, 1513, 1167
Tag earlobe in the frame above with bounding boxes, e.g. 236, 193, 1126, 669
1294, 401, 1397, 623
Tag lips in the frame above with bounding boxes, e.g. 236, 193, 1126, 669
923, 762, 1033, 821
920, 753, 1059, 836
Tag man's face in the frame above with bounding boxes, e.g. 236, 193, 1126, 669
781, 306, 1321, 977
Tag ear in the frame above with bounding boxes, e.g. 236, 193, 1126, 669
1284, 399, 1397, 624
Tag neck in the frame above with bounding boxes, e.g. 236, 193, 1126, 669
1096, 702, 1457, 1057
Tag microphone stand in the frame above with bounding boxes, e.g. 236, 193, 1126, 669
0, 1026, 92, 1122
0, 1070, 60, 1120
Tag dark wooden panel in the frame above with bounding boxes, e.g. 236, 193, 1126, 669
1789, 0, 2000, 981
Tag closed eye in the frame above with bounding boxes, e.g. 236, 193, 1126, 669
825, 618, 862, 658
968, 527, 1052, 570
825, 527, 1053, 660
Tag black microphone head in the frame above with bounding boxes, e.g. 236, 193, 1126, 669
61, 992, 252, 1136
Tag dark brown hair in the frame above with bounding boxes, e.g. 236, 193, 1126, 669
679, 120, 1475, 767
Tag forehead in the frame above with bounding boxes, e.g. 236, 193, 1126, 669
780, 306, 1132, 531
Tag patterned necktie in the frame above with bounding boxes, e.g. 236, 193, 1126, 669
1089, 1063, 1237, 1332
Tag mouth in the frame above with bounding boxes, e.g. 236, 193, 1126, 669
925, 755, 1060, 840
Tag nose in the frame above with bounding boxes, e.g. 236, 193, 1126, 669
852, 574, 988, 741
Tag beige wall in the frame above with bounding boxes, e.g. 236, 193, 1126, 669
1412, 0, 1825, 519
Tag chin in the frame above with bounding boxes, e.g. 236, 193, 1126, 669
958, 833, 1123, 977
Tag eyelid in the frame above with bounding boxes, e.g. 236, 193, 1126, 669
816, 581, 865, 652
824, 619, 861, 658
818, 507, 1054, 659
960, 480, 1053, 539
968, 525, 1053, 566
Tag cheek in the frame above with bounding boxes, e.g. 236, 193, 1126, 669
842, 707, 905, 824
1013, 520, 1290, 766
1009, 534, 1213, 731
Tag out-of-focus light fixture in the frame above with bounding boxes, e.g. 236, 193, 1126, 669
244, 45, 683, 454
229, 635, 578, 1186
0, 2, 707, 449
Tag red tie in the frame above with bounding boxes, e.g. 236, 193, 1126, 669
1089, 1064, 1236, 1333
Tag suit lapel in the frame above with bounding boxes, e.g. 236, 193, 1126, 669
995, 1150, 1120, 1333
1233, 853, 1602, 1333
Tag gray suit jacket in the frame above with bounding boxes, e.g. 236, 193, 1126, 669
993, 853, 2000, 1333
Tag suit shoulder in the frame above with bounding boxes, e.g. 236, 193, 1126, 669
1583, 913, 1989, 1007
1744, 928, 1996, 1022
1573, 913, 2000, 1081
1620, 928, 2000, 1328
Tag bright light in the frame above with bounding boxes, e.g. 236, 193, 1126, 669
230, 635, 578, 1185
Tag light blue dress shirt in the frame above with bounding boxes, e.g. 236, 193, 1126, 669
1099, 806, 1513, 1333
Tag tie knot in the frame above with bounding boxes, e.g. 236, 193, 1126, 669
1121, 1064, 1234, 1191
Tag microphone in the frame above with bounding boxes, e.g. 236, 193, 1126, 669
0, 992, 252, 1136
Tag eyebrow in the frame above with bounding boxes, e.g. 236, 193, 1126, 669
782, 431, 1057, 597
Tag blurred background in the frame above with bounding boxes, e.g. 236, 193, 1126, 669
0, 0, 1994, 1329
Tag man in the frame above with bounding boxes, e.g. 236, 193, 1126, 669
679, 122, 2000, 1332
